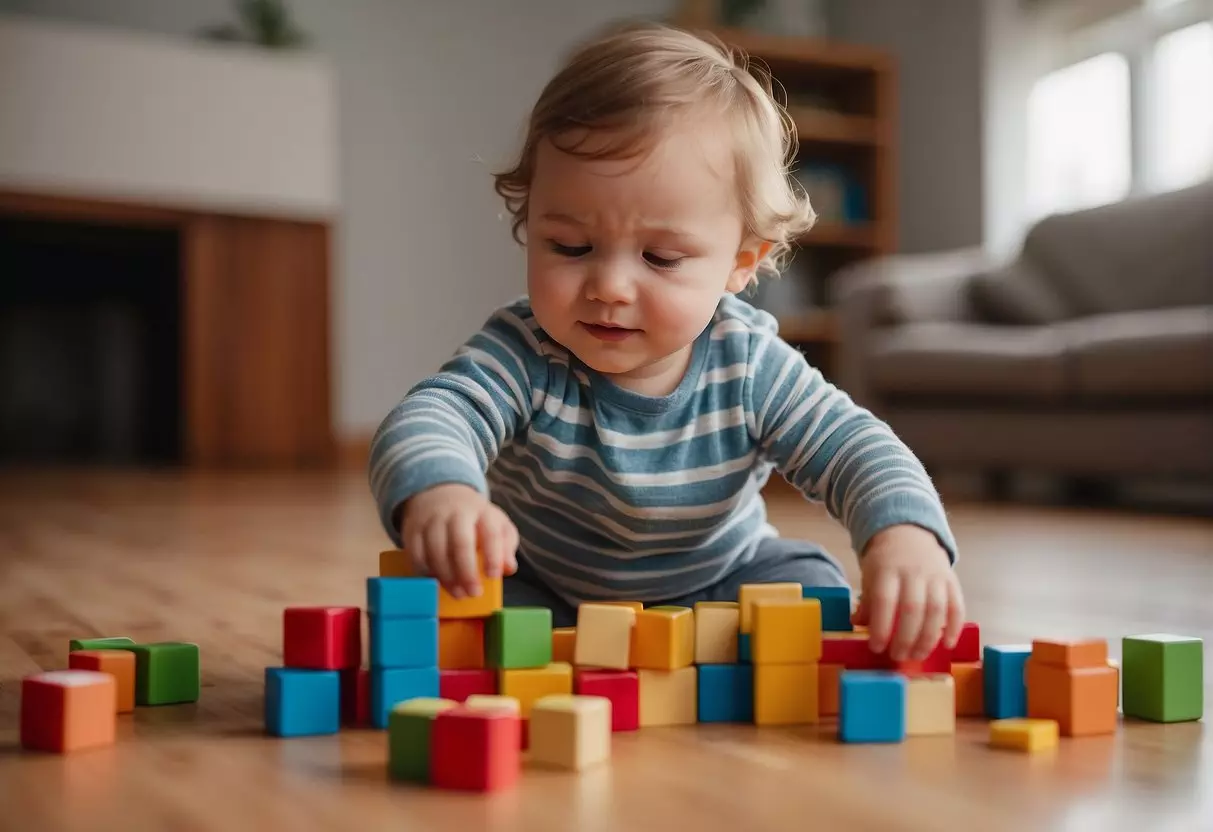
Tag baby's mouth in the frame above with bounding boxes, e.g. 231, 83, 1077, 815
580, 322, 640, 342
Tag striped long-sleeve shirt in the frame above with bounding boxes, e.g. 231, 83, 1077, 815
368, 293, 957, 604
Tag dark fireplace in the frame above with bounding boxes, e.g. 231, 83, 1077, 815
0, 216, 181, 465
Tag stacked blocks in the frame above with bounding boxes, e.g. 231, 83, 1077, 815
634, 607, 697, 725
575, 669, 640, 731
574, 603, 635, 670
69, 636, 134, 652
694, 601, 739, 664
20, 670, 117, 753
802, 586, 852, 632
489, 607, 553, 669
530, 694, 612, 771
990, 718, 1059, 752
839, 671, 907, 743
752, 598, 821, 725
983, 644, 1031, 719
906, 674, 956, 736
500, 662, 573, 719
379, 548, 503, 618
552, 628, 578, 664
266, 667, 340, 737
365, 580, 440, 728
283, 607, 361, 670
341, 667, 371, 727
431, 706, 522, 791
697, 664, 754, 722
440, 669, 497, 702
1122, 634, 1203, 723
388, 697, 457, 782
438, 619, 485, 669
276, 606, 359, 733
1026, 638, 1118, 736
69, 649, 135, 713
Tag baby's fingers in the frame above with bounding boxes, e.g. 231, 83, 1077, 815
865, 572, 901, 654
890, 577, 926, 661
943, 577, 966, 649
477, 511, 506, 580
448, 513, 481, 598
909, 579, 949, 659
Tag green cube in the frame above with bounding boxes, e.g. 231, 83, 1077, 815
389, 698, 456, 781
486, 607, 552, 669
69, 636, 135, 653
127, 642, 201, 705
1122, 634, 1203, 723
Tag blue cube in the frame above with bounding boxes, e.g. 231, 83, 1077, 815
838, 671, 906, 743
737, 633, 752, 664
371, 666, 440, 729
697, 664, 754, 722
984, 644, 1031, 718
369, 615, 439, 668
265, 667, 340, 737
366, 577, 438, 618
802, 586, 852, 631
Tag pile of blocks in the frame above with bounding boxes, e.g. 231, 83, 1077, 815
19, 636, 201, 754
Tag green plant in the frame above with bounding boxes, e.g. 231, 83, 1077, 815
199, 0, 309, 49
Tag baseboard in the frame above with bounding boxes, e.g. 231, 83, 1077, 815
335, 432, 373, 470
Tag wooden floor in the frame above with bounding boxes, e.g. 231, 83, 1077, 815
0, 470, 1209, 831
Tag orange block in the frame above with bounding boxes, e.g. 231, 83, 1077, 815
552, 628, 577, 664
631, 607, 694, 670
1026, 659, 1118, 736
951, 661, 984, 717
69, 650, 135, 713
379, 549, 502, 619
818, 663, 842, 716
597, 601, 644, 614
439, 619, 485, 669
20, 670, 117, 753
1032, 638, 1107, 669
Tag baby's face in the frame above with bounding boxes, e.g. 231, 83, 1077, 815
525, 120, 756, 395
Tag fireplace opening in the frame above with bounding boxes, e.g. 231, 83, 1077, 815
0, 216, 182, 465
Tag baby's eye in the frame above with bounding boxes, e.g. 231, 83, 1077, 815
644, 251, 684, 270
549, 240, 591, 258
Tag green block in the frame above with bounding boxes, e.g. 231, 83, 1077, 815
389, 698, 456, 782
127, 642, 201, 705
69, 636, 135, 653
486, 607, 552, 669
1122, 634, 1203, 723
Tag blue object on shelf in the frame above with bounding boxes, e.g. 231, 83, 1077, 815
698, 664, 755, 723
265, 667, 341, 737
838, 670, 906, 743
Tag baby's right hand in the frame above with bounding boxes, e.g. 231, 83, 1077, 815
400, 483, 519, 599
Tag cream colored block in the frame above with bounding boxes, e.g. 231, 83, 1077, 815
574, 604, 636, 670
529, 694, 612, 771
464, 694, 521, 715
738, 582, 802, 633
638, 667, 697, 726
694, 601, 739, 664
907, 673, 956, 736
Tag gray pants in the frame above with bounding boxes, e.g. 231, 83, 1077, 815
504, 537, 850, 628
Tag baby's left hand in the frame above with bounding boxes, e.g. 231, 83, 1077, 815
852, 524, 965, 661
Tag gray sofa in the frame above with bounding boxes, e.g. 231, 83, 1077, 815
832, 178, 1213, 484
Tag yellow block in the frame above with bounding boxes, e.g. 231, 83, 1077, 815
574, 604, 636, 670
499, 662, 573, 719
638, 667, 698, 726
738, 582, 802, 634
989, 718, 1059, 752
530, 694, 612, 771
752, 599, 822, 664
438, 619, 485, 670
632, 607, 694, 670
754, 663, 818, 725
552, 628, 577, 664
694, 601, 739, 664
464, 694, 521, 715
597, 601, 644, 614
907, 674, 956, 736
378, 548, 502, 619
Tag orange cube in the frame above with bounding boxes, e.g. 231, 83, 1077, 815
20, 670, 117, 753
631, 607, 694, 670
951, 661, 984, 716
379, 549, 502, 619
551, 628, 577, 664
1026, 659, 1119, 736
1032, 638, 1107, 669
818, 663, 842, 716
69, 649, 136, 713
439, 619, 485, 669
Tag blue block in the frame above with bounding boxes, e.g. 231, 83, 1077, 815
264, 667, 340, 737
737, 633, 752, 663
838, 671, 906, 743
371, 666, 440, 729
697, 664, 754, 722
369, 615, 438, 668
802, 586, 853, 631
366, 577, 438, 618
984, 644, 1031, 718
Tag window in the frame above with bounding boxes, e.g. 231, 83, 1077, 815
1149, 21, 1213, 191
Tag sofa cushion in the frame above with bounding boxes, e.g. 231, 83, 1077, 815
969, 257, 1071, 325
868, 323, 1067, 400
1063, 307, 1213, 399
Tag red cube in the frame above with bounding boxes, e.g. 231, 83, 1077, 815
884, 638, 952, 675
340, 667, 370, 727
283, 607, 361, 670
574, 669, 638, 731
21, 670, 116, 753
952, 622, 981, 663
440, 669, 497, 702
431, 707, 521, 791
821, 634, 881, 669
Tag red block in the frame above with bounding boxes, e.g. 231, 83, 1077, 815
821, 634, 881, 669
952, 622, 981, 663
885, 638, 952, 675
574, 669, 639, 732
340, 667, 370, 727
431, 707, 521, 791
283, 607, 361, 670
20, 670, 116, 753
440, 669, 497, 702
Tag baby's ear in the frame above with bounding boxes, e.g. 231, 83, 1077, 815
727, 238, 773, 292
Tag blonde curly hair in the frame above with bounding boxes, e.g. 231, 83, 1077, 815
493, 20, 816, 280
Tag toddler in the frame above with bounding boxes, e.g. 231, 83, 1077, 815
369, 21, 965, 662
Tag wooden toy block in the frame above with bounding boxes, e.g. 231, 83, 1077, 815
632, 606, 694, 670
754, 662, 818, 725
264, 667, 340, 737
1026, 659, 1118, 736
127, 642, 200, 705
369, 615, 438, 668
1031, 637, 1107, 669
802, 586, 852, 631
575, 669, 639, 731
439, 619, 485, 669
487, 607, 552, 669
498, 662, 573, 719
431, 706, 522, 791
366, 576, 439, 618
377, 548, 502, 619
638, 667, 697, 726
752, 598, 822, 665
379, 548, 411, 576
697, 664, 754, 722
989, 718, 1058, 752
1122, 634, 1203, 723
283, 606, 361, 670
738, 582, 802, 633
906, 673, 956, 736
693, 601, 739, 664
464, 694, 521, 714
69, 649, 135, 713
819, 663, 842, 716
552, 627, 577, 664
388, 697, 457, 782
950, 661, 984, 716
20, 670, 116, 753
340, 667, 370, 726
952, 622, 981, 663
983, 644, 1031, 719
530, 694, 612, 771
440, 669, 497, 702
370, 666, 440, 728
822, 631, 881, 669
598, 600, 645, 613
893, 637, 952, 675
574, 604, 635, 670
738, 633, 752, 663
68, 636, 134, 654
838, 671, 906, 743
